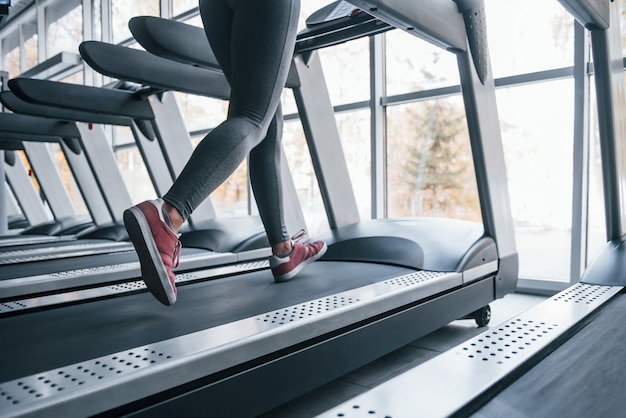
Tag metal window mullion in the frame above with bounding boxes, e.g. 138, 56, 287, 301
160, 0, 171, 19
22, 141, 77, 219
18, 21, 25, 72
589, 1, 626, 241
0, 149, 5, 234
569, 21, 590, 284
101, 0, 111, 45
370, 33, 386, 219
36, 0, 46, 62
82, 0, 95, 85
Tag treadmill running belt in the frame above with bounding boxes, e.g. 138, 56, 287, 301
0, 261, 413, 383
475, 292, 626, 418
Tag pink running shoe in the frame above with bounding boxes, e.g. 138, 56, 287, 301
270, 230, 327, 283
123, 199, 181, 306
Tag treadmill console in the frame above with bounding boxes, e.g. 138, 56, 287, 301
306, 1, 361, 27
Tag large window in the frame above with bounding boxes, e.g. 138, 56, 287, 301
386, 29, 460, 96
46, 0, 82, 58
497, 80, 575, 281
50, 143, 88, 215
486, 0, 574, 78
0, 0, 624, 293
114, 126, 156, 204
172, 0, 196, 18
1, 28, 18, 76
587, 84, 607, 264
111, 0, 159, 44
283, 119, 328, 236
22, 19, 37, 72
386, 96, 480, 222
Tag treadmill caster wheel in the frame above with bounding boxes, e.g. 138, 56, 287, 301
472, 305, 491, 327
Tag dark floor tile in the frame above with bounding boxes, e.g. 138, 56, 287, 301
340, 345, 438, 388
259, 379, 367, 418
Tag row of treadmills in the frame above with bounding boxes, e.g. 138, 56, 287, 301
0, 0, 624, 417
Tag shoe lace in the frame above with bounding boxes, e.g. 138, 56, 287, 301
172, 240, 181, 268
290, 229, 307, 244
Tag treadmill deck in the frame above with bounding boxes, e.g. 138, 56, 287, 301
0, 260, 492, 416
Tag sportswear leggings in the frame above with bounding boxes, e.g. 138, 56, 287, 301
163, 0, 300, 245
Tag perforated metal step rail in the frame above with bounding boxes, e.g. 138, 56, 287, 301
0, 269, 469, 417
0, 235, 76, 248
0, 260, 269, 317
0, 242, 132, 265
0, 247, 270, 301
316, 283, 623, 418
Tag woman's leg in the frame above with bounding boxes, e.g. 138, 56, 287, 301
163, 0, 300, 240
249, 107, 289, 246
124, 0, 324, 305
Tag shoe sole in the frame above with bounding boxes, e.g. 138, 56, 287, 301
274, 242, 328, 283
124, 207, 177, 306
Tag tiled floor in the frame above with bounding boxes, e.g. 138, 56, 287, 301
260, 292, 547, 417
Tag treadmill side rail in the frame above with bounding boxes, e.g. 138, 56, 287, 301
0, 269, 469, 417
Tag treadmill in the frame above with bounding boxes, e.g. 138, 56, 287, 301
2, 80, 289, 251
0, 93, 272, 300
0, 119, 95, 246
0, 112, 136, 256
0, 1, 517, 416
318, 0, 626, 416
0, 21, 308, 298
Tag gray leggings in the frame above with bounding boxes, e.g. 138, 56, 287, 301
163, 0, 300, 245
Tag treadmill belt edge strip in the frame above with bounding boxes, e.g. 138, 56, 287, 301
0, 259, 270, 316
316, 282, 623, 418
0, 241, 132, 264
0, 268, 467, 417
0, 247, 270, 300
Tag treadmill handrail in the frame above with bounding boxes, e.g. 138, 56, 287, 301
347, 0, 467, 51
557, 0, 610, 29
6, 79, 154, 121
0, 112, 81, 138
0, 91, 133, 126
79, 41, 231, 100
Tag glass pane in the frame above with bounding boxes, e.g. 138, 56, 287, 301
116, 145, 157, 204
50, 143, 88, 215
113, 125, 135, 147
386, 29, 460, 96
173, 0, 197, 17
111, 0, 159, 44
46, 0, 82, 58
93, 0, 102, 42
182, 14, 202, 28
60, 70, 83, 84
6, 186, 21, 219
497, 79, 574, 281
298, 0, 333, 32
282, 85, 298, 117
622, 0, 625, 56
485, 0, 574, 78
587, 81, 606, 264
283, 119, 329, 236
173, 92, 228, 133
2, 30, 19, 76
318, 36, 369, 105
386, 96, 481, 222
337, 109, 371, 220
18, 151, 44, 206
22, 20, 38, 71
